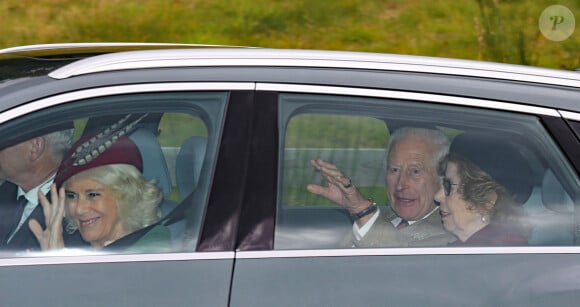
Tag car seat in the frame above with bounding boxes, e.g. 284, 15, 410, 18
160, 136, 208, 250
129, 128, 173, 198
128, 128, 182, 246
175, 136, 207, 199
524, 169, 574, 245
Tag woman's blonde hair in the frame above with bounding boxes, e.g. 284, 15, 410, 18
65, 164, 162, 234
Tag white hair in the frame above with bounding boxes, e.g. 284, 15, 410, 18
385, 127, 450, 169
43, 129, 74, 162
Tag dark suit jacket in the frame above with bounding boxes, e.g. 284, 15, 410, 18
0, 181, 85, 252
344, 205, 456, 248
0, 181, 27, 247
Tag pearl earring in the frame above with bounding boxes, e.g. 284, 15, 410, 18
481, 215, 488, 223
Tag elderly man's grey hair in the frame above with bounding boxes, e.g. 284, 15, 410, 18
43, 129, 74, 163
385, 127, 450, 170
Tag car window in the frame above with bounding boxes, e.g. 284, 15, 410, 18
0, 91, 227, 256
275, 93, 579, 249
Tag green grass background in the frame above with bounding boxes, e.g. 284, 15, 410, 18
0, 0, 578, 69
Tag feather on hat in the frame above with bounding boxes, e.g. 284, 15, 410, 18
54, 114, 147, 188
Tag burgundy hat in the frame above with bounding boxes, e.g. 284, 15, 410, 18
54, 115, 146, 188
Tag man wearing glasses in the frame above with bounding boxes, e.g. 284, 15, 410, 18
308, 127, 455, 247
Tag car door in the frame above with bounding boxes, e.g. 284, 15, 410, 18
0, 79, 256, 306
230, 80, 580, 306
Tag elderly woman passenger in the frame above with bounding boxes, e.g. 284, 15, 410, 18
29, 118, 171, 252
434, 153, 528, 246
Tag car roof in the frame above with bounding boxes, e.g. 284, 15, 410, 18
1, 43, 579, 88
0, 42, 250, 85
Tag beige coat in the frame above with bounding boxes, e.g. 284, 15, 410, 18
344, 206, 456, 248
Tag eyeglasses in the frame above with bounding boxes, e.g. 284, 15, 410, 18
442, 177, 460, 196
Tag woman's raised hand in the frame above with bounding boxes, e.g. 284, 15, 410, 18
29, 183, 65, 250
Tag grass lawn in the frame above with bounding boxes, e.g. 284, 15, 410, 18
0, 0, 578, 69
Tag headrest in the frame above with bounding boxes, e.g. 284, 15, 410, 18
541, 169, 574, 213
175, 136, 207, 199
129, 128, 172, 196
450, 132, 534, 204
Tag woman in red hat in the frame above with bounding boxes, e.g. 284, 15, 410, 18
28, 116, 171, 252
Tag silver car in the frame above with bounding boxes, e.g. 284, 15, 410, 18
0, 43, 579, 306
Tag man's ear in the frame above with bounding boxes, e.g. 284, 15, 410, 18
28, 137, 47, 161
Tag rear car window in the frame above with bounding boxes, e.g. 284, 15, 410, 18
275, 93, 579, 249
